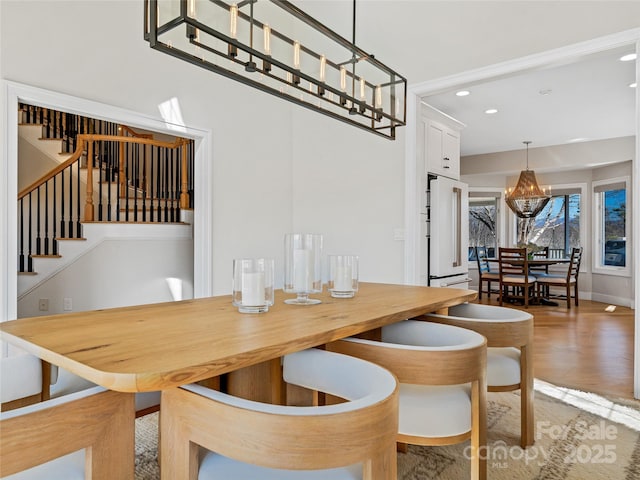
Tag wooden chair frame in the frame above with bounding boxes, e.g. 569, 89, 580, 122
328, 332, 487, 480
498, 247, 536, 308
0, 388, 135, 479
474, 246, 500, 299
418, 310, 534, 448
160, 363, 399, 480
536, 247, 582, 308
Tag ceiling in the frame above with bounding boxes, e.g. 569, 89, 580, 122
423, 46, 637, 157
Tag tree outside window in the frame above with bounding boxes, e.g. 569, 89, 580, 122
517, 193, 580, 256
602, 188, 626, 267
469, 197, 497, 259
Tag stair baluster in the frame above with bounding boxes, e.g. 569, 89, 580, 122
18, 103, 194, 274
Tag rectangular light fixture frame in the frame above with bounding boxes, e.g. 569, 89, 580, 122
144, 0, 407, 140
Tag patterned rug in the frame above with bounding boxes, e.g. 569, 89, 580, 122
135, 380, 640, 479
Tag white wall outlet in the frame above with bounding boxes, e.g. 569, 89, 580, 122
63, 297, 73, 311
38, 298, 49, 311
393, 228, 405, 241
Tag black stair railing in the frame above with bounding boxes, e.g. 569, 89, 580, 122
18, 132, 193, 273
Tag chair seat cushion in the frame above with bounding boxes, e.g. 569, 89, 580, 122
198, 449, 361, 480
398, 384, 471, 438
50, 368, 160, 413
487, 347, 521, 386
3, 451, 84, 480
0, 354, 42, 403
480, 272, 500, 281
49, 368, 96, 399
501, 275, 536, 284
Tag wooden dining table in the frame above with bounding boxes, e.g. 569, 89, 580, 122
486, 257, 570, 267
487, 257, 570, 305
0, 282, 476, 395
0, 282, 476, 479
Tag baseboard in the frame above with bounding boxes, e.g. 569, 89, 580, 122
591, 292, 633, 308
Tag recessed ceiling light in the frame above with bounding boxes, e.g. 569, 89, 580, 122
630, 82, 637, 88
620, 53, 637, 62
568, 137, 588, 143
485, 108, 498, 114
539, 88, 553, 96
456, 90, 470, 97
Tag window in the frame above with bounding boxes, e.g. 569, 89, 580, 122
593, 178, 629, 274
517, 191, 581, 256
468, 192, 499, 261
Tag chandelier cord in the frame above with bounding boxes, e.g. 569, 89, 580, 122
524, 140, 531, 170
352, 0, 357, 45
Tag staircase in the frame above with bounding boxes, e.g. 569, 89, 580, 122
17, 103, 195, 297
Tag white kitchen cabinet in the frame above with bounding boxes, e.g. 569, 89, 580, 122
424, 118, 461, 179
418, 103, 465, 180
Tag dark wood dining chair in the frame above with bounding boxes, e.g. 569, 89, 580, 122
535, 247, 582, 308
529, 246, 550, 275
475, 246, 500, 299
498, 247, 537, 308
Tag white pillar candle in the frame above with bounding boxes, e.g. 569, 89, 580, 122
242, 272, 265, 306
333, 265, 352, 291
293, 249, 313, 291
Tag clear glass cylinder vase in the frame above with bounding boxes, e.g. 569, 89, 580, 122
232, 258, 275, 313
283, 233, 323, 305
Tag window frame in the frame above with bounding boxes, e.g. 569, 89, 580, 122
508, 182, 586, 267
592, 176, 630, 277
468, 188, 504, 268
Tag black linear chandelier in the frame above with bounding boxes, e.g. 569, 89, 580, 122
144, 0, 407, 140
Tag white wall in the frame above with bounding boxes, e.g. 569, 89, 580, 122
2, 1, 639, 309
18, 238, 194, 317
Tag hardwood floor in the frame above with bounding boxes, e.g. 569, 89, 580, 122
475, 295, 636, 399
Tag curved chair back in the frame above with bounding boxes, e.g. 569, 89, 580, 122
418, 303, 534, 448
0, 355, 135, 479
328, 320, 487, 480
0, 354, 43, 410
340, 321, 486, 387
423, 303, 533, 348
161, 348, 399, 479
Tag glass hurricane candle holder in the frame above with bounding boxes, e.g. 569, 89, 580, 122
284, 233, 323, 305
232, 258, 275, 313
328, 254, 359, 298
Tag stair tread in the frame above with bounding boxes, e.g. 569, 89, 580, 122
56, 237, 87, 241
18, 271, 38, 276
30, 254, 62, 258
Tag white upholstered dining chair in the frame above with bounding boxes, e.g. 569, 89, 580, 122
0, 354, 135, 480
160, 348, 399, 480
420, 302, 535, 447
328, 320, 487, 480
0, 354, 160, 418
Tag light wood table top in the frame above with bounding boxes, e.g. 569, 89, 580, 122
0, 282, 476, 393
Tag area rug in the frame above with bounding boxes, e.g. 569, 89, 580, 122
134, 380, 640, 479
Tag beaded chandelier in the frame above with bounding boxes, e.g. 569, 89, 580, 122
505, 141, 551, 218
